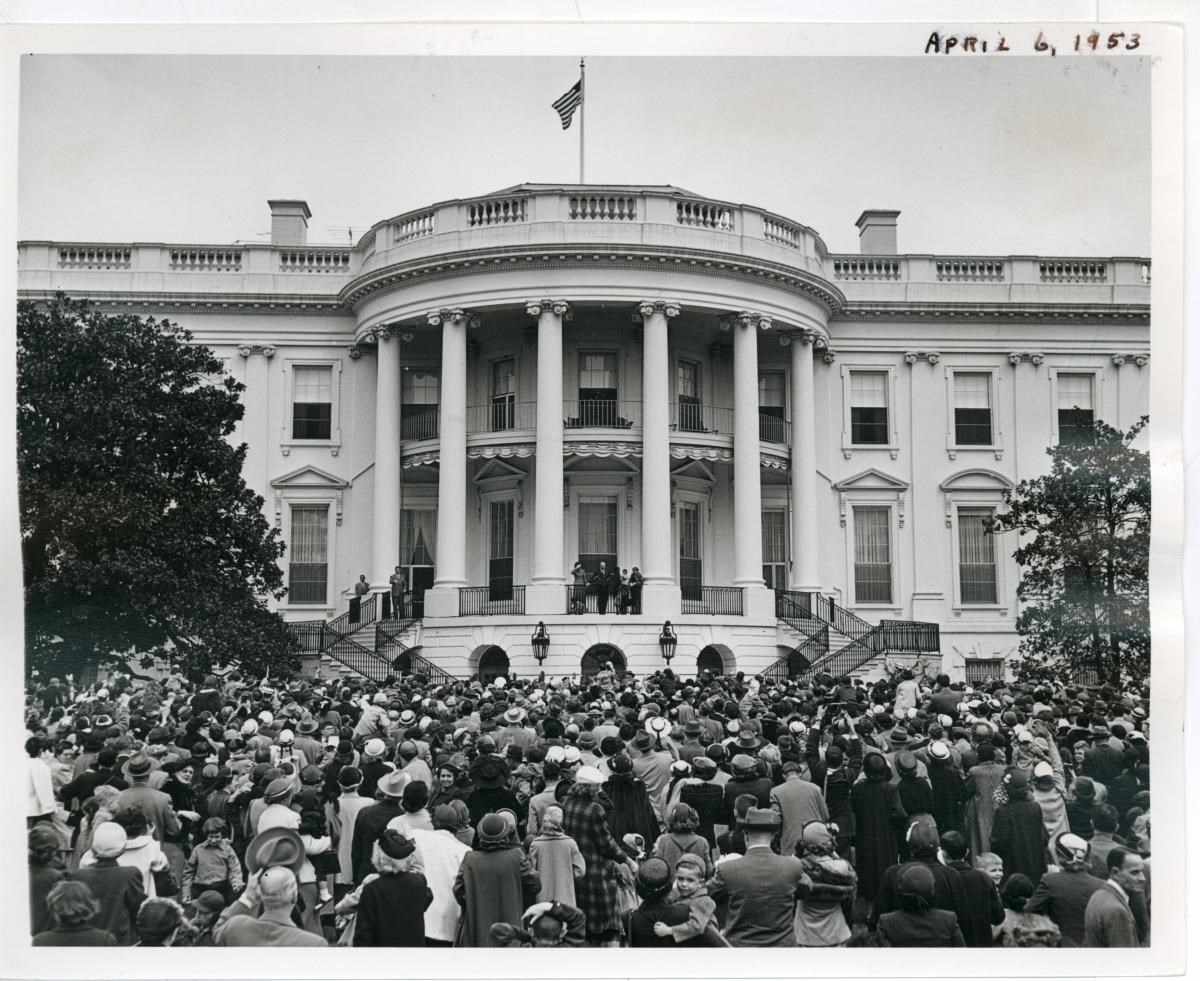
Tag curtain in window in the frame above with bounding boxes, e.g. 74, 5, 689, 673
853, 506, 892, 603
578, 502, 617, 575
293, 366, 331, 403
954, 372, 990, 408
954, 372, 992, 444
761, 510, 787, 589
292, 366, 333, 439
401, 509, 437, 567
958, 507, 997, 603
288, 505, 328, 603
1057, 373, 1093, 410
850, 371, 887, 408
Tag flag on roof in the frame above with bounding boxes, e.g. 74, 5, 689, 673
552, 78, 582, 129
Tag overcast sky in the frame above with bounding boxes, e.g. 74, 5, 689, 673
18, 55, 1149, 256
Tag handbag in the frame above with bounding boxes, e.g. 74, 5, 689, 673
153, 866, 180, 896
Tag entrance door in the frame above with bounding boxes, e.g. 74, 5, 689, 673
491, 359, 516, 431
678, 502, 702, 603
401, 509, 436, 618
581, 644, 626, 681
577, 352, 618, 427
578, 501, 618, 578
677, 359, 703, 432
697, 646, 725, 676
489, 500, 515, 601
478, 646, 510, 683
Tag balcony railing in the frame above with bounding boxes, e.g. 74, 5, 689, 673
459, 585, 526, 616
401, 407, 440, 441
682, 586, 744, 616
564, 584, 642, 615
564, 399, 641, 429
759, 412, 789, 445
670, 402, 733, 435
466, 401, 537, 434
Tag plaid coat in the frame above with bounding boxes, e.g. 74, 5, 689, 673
562, 791, 626, 937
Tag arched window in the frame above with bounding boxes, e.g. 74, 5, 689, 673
581, 644, 626, 681
697, 646, 725, 676
478, 646, 510, 684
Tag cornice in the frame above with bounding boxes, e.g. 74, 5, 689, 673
340, 244, 847, 316
17, 289, 349, 318
834, 301, 1149, 326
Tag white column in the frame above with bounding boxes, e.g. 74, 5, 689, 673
638, 300, 681, 616
731, 311, 775, 618
371, 328, 402, 588
788, 330, 822, 592
423, 307, 470, 617
525, 299, 569, 615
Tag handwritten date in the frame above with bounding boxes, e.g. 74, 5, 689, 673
925, 31, 1141, 56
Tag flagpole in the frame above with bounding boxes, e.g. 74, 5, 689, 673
579, 57, 586, 184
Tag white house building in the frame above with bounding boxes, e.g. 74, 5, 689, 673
17, 184, 1151, 684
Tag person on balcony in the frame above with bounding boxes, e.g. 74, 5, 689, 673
350, 574, 370, 625
389, 567, 404, 618
628, 567, 644, 615
570, 561, 587, 614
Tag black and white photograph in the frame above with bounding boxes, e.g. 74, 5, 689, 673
2, 15, 1187, 978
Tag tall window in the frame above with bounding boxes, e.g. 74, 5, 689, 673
578, 501, 617, 576
850, 371, 889, 445
954, 372, 993, 445
490, 359, 516, 431
677, 360, 703, 432
958, 507, 998, 604
853, 506, 892, 603
402, 370, 440, 440
1057, 373, 1095, 445
488, 500, 515, 601
679, 502, 702, 601
291, 366, 332, 440
400, 509, 436, 617
577, 352, 618, 426
762, 510, 787, 589
288, 505, 328, 604
759, 371, 787, 443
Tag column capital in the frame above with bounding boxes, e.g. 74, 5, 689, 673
525, 299, 572, 320
427, 307, 478, 328
778, 328, 819, 347
236, 343, 275, 359
720, 310, 773, 332
370, 324, 413, 343
632, 300, 682, 322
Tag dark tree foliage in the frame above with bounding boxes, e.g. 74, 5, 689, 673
989, 416, 1150, 688
19, 294, 297, 678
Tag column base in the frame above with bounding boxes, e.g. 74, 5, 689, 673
739, 584, 778, 620
638, 581, 681, 619
525, 582, 568, 617
422, 586, 462, 619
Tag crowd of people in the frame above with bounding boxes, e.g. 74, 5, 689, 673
24, 660, 1151, 948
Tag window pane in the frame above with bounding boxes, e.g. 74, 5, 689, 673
1058, 408, 1095, 445
679, 503, 702, 600
578, 502, 617, 576
955, 408, 992, 445
853, 506, 891, 603
677, 361, 699, 399
289, 505, 328, 604
401, 509, 437, 567
1057, 373, 1094, 411
851, 407, 889, 444
762, 511, 786, 563
402, 370, 440, 405
579, 353, 617, 390
850, 371, 887, 407
491, 360, 515, 397
954, 372, 991, 408
489, 500, 514, 600
758, 371, 785, 408
292, 365, 333, 440
958, 507, 997, 604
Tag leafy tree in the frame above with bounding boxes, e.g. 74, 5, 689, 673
988, 416, 1150, 687
19, 294, 297, 678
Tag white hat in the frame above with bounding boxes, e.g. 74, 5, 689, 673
258, 711, 274, 725
575, 766, 605, 785
364, 738, 386, 758
278, 730, 294, 744
929, 740, 951, 760
240, 719, 258, 736
937, 714, 953, 728
492, 676, 507, 689
545, 746, 566, 764
1033, 761, 1054, 779
563, 746, 581, 765
1017, 729, 1034, 743
646, 717, 669, 736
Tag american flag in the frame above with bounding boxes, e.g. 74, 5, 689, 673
552, 79, 582, 129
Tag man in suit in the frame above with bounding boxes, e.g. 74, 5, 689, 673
770, 761, 829, 858
1083, 847, 1145, 947
939, 830, 1004, 947
113, 753, 185, 840
351, 769, 409, 883
706, 808, 813, 946
215, 868, 327, 947
1026, 832, 1106, 947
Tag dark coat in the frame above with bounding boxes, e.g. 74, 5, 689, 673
990, 798, 1049, 885
32, 925, 118, 946
869, 858, 970, 933
28, 863, 63, 936
946, 859, 1005, 947
679, 781, 725, 849
604, 774, 660, 846
877, 908, 965, 947
627, 899, 694, 947
850, 776, 906, 900
350, 799, 404, 883
707, 848, 812, 947
453, 845, 538, 947
465, 786, 523, 837
354, 871, 433, 946
1025, 868, 1105, 947
73, 859, 146, 945
927, 763, 968, 836
721, 776, 772, 825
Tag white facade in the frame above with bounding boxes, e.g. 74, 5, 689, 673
18, 185, 1151, 682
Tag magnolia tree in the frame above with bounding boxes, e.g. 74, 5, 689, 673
989, 416, 1150, 688
19, 295, 297, 678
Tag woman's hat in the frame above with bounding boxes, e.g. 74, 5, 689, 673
90, 821, 127, 859
635, 858, 673, 898
363, 738, 387, 758
262, 777, 294, 803
377, 829, 416, 860
610, 753, 633, 774
377, 770, 410, 798
735, 729, 760, 749
296, 719, 319, 736
575, 765, 605, 785
399, 709, 417, 726
731, 753, 757, 776
928, 740, 951, 761
477, 812, 510, 845
245, 827, 306, 875
470, 755, 510, 789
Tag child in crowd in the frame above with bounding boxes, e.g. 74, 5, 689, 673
976, 851, 1004, 888
527, 805, 586, 906
182, 817, 243, 906
653, 803, 712, 877
299, 808, 335, 905
652, 855, 717, 944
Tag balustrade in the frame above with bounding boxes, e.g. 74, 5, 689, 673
279, 249, 352, 272
466, 401, 537, 434
564, 399, 641, 429
569, 194, 638, 220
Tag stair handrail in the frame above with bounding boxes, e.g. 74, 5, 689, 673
324, 637, 392, 682
375, 614, 419, 656
406, 650, 455, 685
322, 593, 379, 650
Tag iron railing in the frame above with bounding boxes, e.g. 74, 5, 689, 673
402, 650, 457, 685
682, 586, 744, 616
759, 412, 790, 445
563, 399, 641, 429
459, 586, 526, 616
670, 402, 733, 435
564, 584, 641, 614
323, 638, 393, 683
401, 408, 440, 441
285, 619, 327, 652
323, 593, 378, 648
466, 401, 537, 434
878, 620, 941, 654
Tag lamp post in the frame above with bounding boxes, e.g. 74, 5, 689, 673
658, 620, 678, 665
531, 621, 551, 669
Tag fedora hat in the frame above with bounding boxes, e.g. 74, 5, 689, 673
736, 729, 760, 749
296, 719, 319, 736
245, 827, 306, 876
576, 731, 597, 750
377, 769, 410, 798
683, 720, 703, 738
743, 807, 781, 830
502, 706, 527, 725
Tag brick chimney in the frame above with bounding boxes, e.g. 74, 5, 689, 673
855, 209, 900, 255
268, 200, 311, 247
